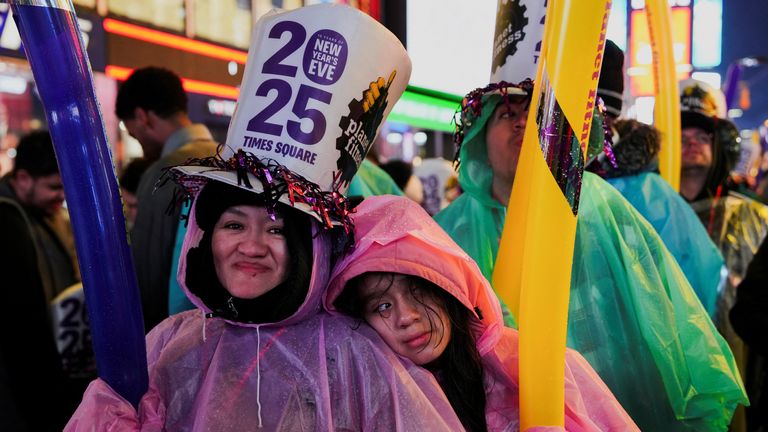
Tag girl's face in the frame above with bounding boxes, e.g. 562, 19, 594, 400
356, 273, 451, 366
212, 205, 289, 299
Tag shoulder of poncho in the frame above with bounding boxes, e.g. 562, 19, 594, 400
728, 192, 768, 213
147, 310, 201, 345
435, 194, 490, 226
580, 173, 638, 217
309, 316, 406, 368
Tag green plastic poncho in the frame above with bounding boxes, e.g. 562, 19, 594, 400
348, 158, 404, 197
607, 172, 725, 317
571, 172, 746, 431
434, 92, 513, 326
435, 91, 747, 430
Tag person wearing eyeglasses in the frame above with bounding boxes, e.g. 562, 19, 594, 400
679, 78, 768, 432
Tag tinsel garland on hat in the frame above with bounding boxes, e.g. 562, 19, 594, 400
160, 146, 354, 234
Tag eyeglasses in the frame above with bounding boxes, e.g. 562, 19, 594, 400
681, 130, 713, 146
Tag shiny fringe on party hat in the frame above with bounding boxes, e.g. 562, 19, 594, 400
169, 4, 411, 229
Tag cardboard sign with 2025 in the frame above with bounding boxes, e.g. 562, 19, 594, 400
237, 22, 349, 166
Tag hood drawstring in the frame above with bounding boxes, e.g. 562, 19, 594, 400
256, 324, 263, 428
201, 310, 262, 427
201, 310, 208, 342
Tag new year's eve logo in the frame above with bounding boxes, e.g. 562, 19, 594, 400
335, 70, 397, 187
492, 0, 529, 72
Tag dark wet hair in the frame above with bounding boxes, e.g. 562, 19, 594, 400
379, 160, 414, 191
594, 119, 661, 179
115, 67, 188, 120
336, 273, 488, 432
13, 130, 59, 178
119, 158, 152, 194
185, 181, 313, 323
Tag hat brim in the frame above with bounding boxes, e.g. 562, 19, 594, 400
492, 86, 528, 97
171, 165, 339, 227
681, 111, 715, 134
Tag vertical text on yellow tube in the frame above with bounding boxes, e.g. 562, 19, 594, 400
492, 0, 612, 429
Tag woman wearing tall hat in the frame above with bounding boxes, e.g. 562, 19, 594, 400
65, 5, 466, 430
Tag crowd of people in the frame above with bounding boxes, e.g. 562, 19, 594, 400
2, 2, 768, 431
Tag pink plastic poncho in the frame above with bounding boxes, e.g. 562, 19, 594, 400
65, 196, 466, 431
325, 195, 639, 432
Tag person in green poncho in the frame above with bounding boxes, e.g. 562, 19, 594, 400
348, 148, 404, 198
434, 79, 747, 431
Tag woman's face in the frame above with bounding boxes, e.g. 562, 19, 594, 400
356, 273, 451, 365
212, 205, 289, 299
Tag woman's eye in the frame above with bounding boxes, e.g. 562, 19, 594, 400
224, 222, 244, 230
268, 227, 284, 235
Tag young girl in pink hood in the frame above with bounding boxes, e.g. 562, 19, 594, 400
325, 195, 639, 432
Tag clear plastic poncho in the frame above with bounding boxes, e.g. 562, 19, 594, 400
689, 192, 768, 427
325, 195, 639, 431
606, 172, 725, 317
434, 92, 747, 430
65, 193, 465, 431
690, 192, 768, 322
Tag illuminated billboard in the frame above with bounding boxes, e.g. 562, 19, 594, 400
629, 7, 691, 97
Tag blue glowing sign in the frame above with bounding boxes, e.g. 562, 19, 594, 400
692, 0, 722, 68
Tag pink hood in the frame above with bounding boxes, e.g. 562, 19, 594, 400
326, 195, 638, 431
325, 195, 506, 354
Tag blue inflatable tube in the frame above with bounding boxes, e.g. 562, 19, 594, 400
11, 0, 147, 407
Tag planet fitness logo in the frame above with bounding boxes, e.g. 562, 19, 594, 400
492, 0, 529, 72
335, 70, 397, 187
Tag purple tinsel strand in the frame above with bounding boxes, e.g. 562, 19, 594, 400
160, 146, 355, 240
597, 98, 618, 169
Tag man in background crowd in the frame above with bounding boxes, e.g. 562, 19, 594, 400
118, 157, 151, 231
116, 67, 217, 332
679, 78, 768, 432
0, 130, 87, 431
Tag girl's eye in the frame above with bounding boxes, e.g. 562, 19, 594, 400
375, 302, 392, 313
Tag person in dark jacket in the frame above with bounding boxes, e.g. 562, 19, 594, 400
731, 235, 768, 431
0, 131, 88, 431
